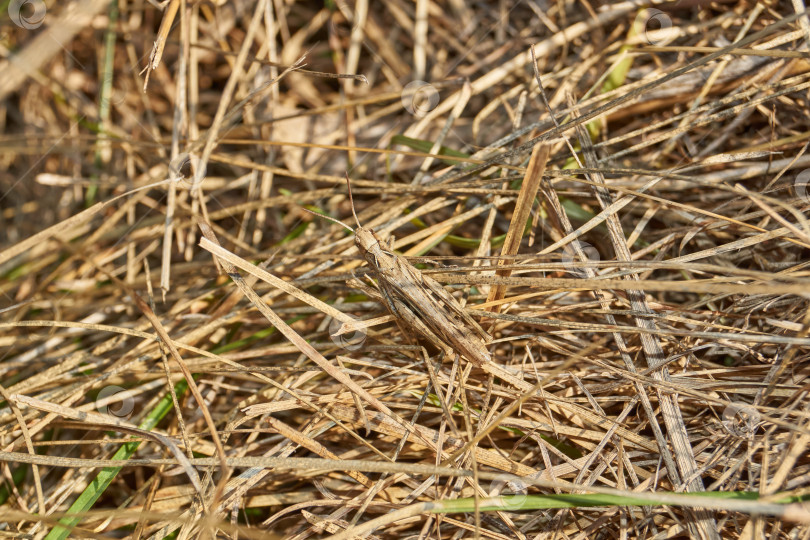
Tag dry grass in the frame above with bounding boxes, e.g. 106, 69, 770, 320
1, 0, 810, 538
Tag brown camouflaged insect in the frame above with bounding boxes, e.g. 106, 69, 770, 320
308, 174, 493, 366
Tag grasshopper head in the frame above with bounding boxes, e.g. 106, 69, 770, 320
355, 227, 381, 254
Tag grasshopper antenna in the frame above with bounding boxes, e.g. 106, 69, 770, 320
299, 206, 354, 233
345, 173, 362, 229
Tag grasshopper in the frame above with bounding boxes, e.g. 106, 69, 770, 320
307, 175, 493, 367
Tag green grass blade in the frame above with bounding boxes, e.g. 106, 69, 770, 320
44, 379, 189, 540
437, 490, 810, 514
